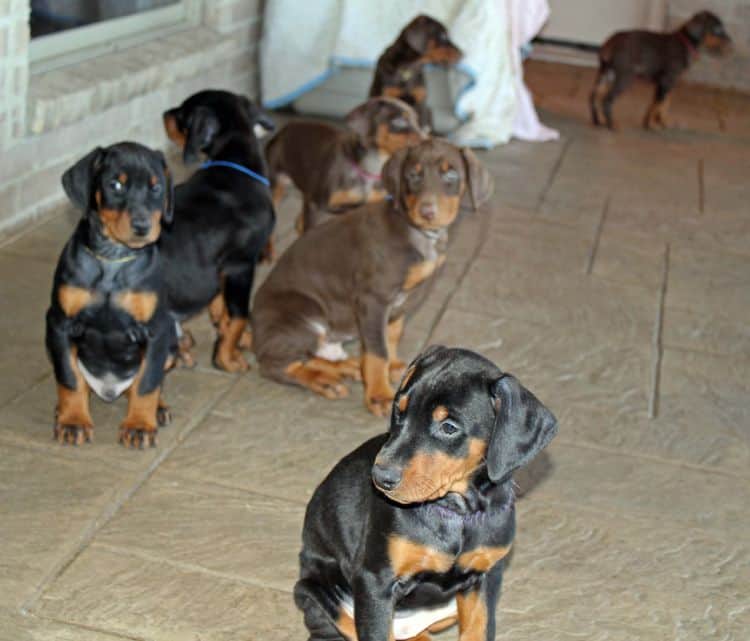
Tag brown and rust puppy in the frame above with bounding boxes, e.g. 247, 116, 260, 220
295, 346, 558, 641
266, 97, 425, 232
370, 14, 463, 129
46, 143, 176, 448
590, 11, 731, 130
252, 138, 492, 415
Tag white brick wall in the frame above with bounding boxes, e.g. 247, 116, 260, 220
0, 0, 263, 238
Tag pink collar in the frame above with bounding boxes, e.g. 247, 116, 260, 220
349, 159, 381, 182
677, 31, 698, 59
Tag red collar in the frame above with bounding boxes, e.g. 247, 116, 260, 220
677, 31, 699, 59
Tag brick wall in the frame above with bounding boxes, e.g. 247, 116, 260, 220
668, 0, 750, 92
0, 0, 263, 238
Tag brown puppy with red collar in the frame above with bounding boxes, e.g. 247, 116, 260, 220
266, 97, 425, 232
590, 11, 731, 130
252, 138, 492, 415
370, 14, 463, 130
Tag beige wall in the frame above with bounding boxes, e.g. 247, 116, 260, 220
0, 0, 263, 238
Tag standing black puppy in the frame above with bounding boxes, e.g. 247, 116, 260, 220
46, 143, 175, 448
162, 90, 276, 372
295, 346, 558, 641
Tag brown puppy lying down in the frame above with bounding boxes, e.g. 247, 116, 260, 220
266, 97, 425, 232
590, 10, 731, 130
252, 138, 492, 415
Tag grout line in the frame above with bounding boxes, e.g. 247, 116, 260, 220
648, 243, 670, 420
554, 438, 750, 481
535, 136, 573, 213
92, 542, 294, 595
697, 158, 705, 214
584, 194, 610, 275
19, 378, 242, 615
28, 614, 147, 641
159, 468, 309, 507
422, 210, 490, 349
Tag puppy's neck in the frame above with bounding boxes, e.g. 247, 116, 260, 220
425, 474, 515, 521
82, 217, 141, 263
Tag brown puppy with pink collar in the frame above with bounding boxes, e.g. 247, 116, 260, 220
252, 138, 492, 415
266, 97, 424, 232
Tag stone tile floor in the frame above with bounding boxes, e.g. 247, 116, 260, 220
1, 61, 749, 640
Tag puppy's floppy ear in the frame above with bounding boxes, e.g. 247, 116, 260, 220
460, 147, 493, 211
183, 105, 220, 164
382, 146, 410, 201
345, 100, 374, 140
684, 12, 710, 41
404, 15, 431, 53
156, 151, 175, 225
61, 147, 104, 211
486, 374, 557, 483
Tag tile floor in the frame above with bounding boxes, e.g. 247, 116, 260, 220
1, 61, 749, 640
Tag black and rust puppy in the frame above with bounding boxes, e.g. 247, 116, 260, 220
46, 143, 175, 448
590, 11, 731, 130
370, 14, 463, 129
266, 97, 425, 232
162, 90, 276, 372
252, 138, 492, 415
295, 346, 558, 641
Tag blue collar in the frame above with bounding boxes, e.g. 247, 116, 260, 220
199, 160, 270, 187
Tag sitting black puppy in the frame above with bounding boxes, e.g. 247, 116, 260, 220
46, 142, 176, 448
295, 345, 558, 641
162, 90, 276, 372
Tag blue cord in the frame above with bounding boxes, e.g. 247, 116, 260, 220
199, 160, 270, 187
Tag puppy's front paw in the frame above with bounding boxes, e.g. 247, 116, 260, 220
53, 422, 93, 446
212, 339, 250, 373
118, 425, 158, 449
389, 359, 407, 383
365, 390, 395, 417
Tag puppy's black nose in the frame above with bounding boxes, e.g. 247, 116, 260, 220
372, 463, 402, 491
132, 220, 150, 237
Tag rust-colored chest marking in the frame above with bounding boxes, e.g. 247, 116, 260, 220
114, 290, 158, 322
403, 255, 445, 291
58, 285, 98, 317
456, 545, 511, 573
388, 535, 454, 577
388, 535, 511, 578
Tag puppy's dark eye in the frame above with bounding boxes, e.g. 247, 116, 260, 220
150, 182, 163, 195
440, 421, 459, 436
406, 168, 423, 188
442, 169, 459, 183
109, 179, 124, 193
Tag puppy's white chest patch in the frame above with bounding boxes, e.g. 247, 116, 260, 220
78, 359, 135, 402
340, 597, 457, 640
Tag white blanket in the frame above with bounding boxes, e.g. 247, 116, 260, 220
261, 0, 558, 147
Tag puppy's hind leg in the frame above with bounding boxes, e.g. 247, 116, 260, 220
602, 70, 632, 131
589, 65, 608, 126
295, 579, 353, 641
